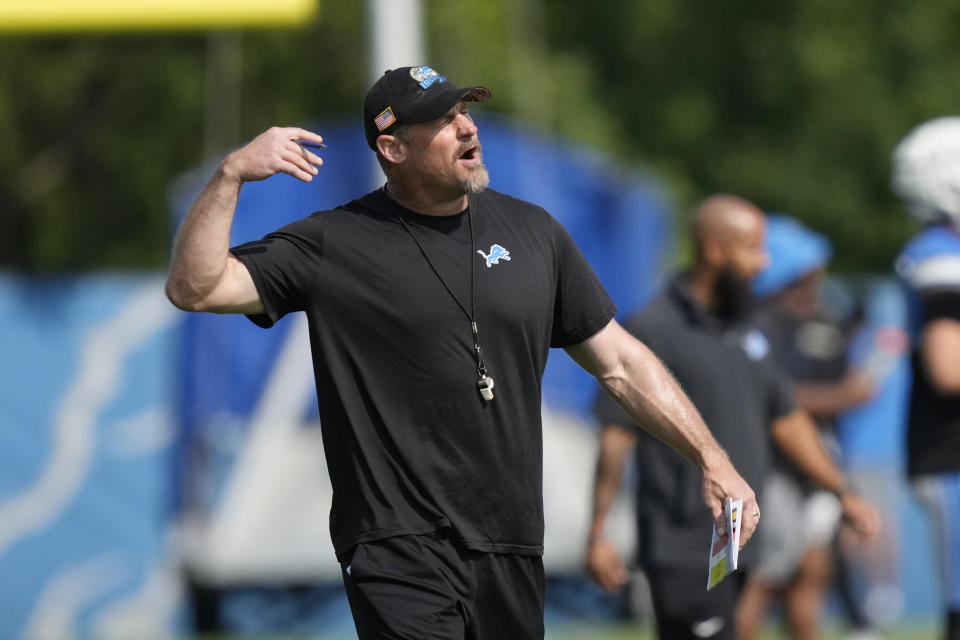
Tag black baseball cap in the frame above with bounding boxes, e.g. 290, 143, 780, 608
363, 65, 491, 150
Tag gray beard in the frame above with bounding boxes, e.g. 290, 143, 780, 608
460, 163, 490, 194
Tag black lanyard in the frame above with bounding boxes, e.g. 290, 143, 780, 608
384, 187, 496, 401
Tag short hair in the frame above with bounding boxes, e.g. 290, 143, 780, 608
375, 124, 411, 173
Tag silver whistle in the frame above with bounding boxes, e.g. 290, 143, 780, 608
478, 375, 495, 401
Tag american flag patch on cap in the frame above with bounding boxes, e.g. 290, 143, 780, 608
374, 107, 397, 132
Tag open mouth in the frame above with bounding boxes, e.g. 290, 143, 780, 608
459, 146, 479, 161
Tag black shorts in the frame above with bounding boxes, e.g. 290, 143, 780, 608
645, 565, 746, 640
340, 529, 545, 640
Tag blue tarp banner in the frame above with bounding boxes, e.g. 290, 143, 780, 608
0, 274, 183, 638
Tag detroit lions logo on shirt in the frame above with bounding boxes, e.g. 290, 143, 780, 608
740, 329, 770, 361
477, 244, 511, 268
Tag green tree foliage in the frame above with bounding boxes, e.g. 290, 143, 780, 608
0, 4, 367, 271
544, 0, 960, 270
1, 1, 958, 271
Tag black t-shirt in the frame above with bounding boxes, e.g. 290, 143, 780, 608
758, 308, 847, 479
906, 290, 960, 476
231, 187, 616, 558
896, 224, 960, 477
593, 274, 794, 570
759, 309, 848, 388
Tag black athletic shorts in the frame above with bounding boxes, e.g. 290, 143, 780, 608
645, 565, 746, 640
339, 528, 545, 640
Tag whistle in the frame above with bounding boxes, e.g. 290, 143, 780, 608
478, 375, 495, 401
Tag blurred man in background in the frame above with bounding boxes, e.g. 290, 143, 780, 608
586, 195, 878, 640
736, 215, 878, 640
165, 65, 761, 639
892, 116, 960, 640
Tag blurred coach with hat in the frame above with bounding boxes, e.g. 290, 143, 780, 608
737, 215, 882, 640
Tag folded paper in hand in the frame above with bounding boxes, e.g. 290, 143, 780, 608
707, 497, 742, 590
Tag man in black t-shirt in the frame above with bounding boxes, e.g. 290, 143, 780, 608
892, 117, 960, 640
166, 66, 761, 640
586, 196, 878, 640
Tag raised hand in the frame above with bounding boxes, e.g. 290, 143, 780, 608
224, 126, 325, 183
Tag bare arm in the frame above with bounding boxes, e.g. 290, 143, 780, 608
165, 126, 324, 314
566, 319, 760, 547
585, 424, 637, 592
793, 370, 874, 419
920, 318, 960, 394
771, 408, 879, 540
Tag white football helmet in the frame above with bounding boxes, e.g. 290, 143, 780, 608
892, 116, 960, 228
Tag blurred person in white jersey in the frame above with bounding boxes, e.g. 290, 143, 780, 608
892, 116, 960, 640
